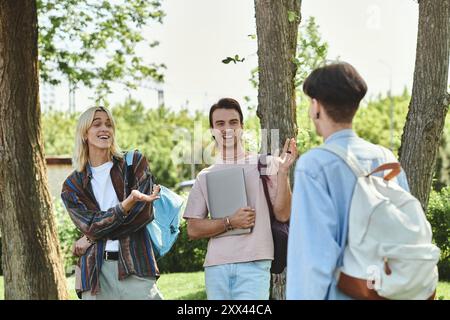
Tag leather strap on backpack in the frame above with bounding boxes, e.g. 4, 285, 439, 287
366, 162, 401, 181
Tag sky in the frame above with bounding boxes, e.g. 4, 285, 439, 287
41, 0, 430, 115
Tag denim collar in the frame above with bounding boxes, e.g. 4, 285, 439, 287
324, 129, 357, 144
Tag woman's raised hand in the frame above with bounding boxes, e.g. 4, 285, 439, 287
130, 185, 161, 203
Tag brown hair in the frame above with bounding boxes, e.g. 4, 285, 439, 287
209, 98, 244, 128
303, 62, 367, 123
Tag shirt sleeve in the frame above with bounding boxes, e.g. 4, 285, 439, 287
61, 187, 127, 241
183, 177, 208, 219
61, 153, 154, 240
286, 160, 341, 300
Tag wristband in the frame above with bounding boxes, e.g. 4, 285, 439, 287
224, 217, 233, 231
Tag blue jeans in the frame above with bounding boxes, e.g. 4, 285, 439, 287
204, 260, 271, 300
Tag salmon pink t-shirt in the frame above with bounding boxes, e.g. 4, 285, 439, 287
183, 153, 279, 267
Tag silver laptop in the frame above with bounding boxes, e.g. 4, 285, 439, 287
206, 167, 251, 237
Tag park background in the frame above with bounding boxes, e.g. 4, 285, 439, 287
0, 0, 449, 300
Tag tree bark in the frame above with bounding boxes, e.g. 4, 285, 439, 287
254, 0, 301, 300
255, 0, 301, 156
399, 0, 450, 210
0, 0, 68, 299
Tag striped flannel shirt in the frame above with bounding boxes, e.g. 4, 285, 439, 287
61, 151, 159, 295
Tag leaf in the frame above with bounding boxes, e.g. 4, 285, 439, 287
37, 0, 165, 96
221, 55, 245, 64
222, 57, 234, 64
288, 10, 299, 23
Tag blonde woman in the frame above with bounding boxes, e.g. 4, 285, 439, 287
61, 106, 162, 300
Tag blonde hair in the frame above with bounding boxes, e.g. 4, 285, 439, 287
73, 106, 123, 172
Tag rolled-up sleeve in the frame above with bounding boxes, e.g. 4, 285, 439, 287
61, 188, 127, 241
61, 153, 154, 240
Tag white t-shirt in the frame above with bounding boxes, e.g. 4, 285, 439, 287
90, 161, 120, 252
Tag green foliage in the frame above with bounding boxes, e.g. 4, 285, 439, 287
0, 235, 2, 276
296, 95, 322, 153
157, 220, 208, 273
354, 90, 410, 155
37, 0, 165, 100
111, 99, 210, 187
222, 55, 245, 64
294, 16, 329, 88
42, 111, 78, 156
287, 10, 301, 23
249, 16, 329, 91
42, 99, 211, 188
54, 198, 80, 274
427, 187, 450, 281
434, 113, 450, 191
292, 17, 330, 153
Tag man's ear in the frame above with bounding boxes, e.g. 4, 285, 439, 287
311, 98, 320, 113
210, 128, 217, 140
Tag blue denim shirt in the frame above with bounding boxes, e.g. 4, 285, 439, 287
286, 129, 410, 300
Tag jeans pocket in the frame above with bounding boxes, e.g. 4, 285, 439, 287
252, 260, 271, 272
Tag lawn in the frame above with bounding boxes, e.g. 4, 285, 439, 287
0, 274, 448, 300
0, 271, 206, 300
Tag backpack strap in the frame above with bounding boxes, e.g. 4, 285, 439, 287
319, 144, 401, 181
318, 144, 367, 177
125, 150, 136, 197
257, 154, 276, 223
125, 150, 134, 167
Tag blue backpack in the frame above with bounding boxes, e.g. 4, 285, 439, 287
125, 151, 184, 259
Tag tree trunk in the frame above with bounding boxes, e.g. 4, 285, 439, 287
255, 0, 301, 156
0, 0, 68, 299
254, 0, 301, 300
399, 0, 450, 210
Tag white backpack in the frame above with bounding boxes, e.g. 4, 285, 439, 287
319, 144, 440, 300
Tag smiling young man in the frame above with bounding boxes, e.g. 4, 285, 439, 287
61, 106, 163, 300
183, 98, 298, 300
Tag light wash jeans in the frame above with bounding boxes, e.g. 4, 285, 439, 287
204, 260, 271, 300
82, 260, 163, 300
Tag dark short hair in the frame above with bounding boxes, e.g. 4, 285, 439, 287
209, 98, 244, 128
303, 62, 367, 123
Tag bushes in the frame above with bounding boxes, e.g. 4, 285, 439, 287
54, 198, 80, 275
52, 187, 449, 279
157, 220, 208, 273
427, 187, 450, 281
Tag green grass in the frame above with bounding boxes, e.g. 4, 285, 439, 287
158, 271, 206, 300
436, 281, 450, 300
64, 271, 206, 300
0, 273, 448, 300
